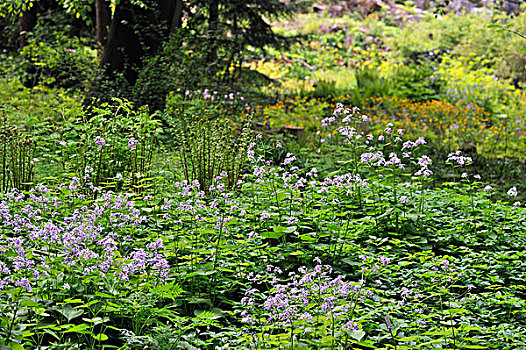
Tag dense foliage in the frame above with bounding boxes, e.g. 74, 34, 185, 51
1, 1, 526, 349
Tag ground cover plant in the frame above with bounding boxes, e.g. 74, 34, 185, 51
1, 0, 526, 349
1, 100, 526, 349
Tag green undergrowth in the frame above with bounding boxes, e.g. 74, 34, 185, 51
1, 102, 525, 349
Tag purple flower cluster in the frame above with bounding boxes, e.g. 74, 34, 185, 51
95, 136, 108, 149
128, 137, 139, 150
415, 155, 433, 178
391, 254, 465, 326
319, 103, 433, 179
446, 150, 472, 167
0, 185, 169, 295
241, 257, 377, 342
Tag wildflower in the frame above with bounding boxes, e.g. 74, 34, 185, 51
260, 211, 271, 219
69, 177, 80, 191
446, 151, 472, 167
418, 155, 432, 167
59, 140, 67, 146
402, 141, 416, 150
360, 151, 384, 166
306, 168, 318, 178
15, 278, 32, 292
128, 137, 139, 150
95, 136, 108, 149
415, 137, 426, 145
399, 196, 409, 204
379, 255, 390, 266
283, 153, 296, 165
484, 185, 493, 191
507, 187, 518, 197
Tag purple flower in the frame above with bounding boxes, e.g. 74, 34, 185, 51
379, 255, 390, 266
283, 153, 296, 165
94, 136, 108, 149
128, 137, 139, 150
418, 155, 432, 167
446, 151, 472, 167
415, 137, 426, 145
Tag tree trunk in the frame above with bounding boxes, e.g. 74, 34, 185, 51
207, 0, 219, 63
99, 0, 177, 86
170, 0, 184, 33
95, 0, 111, 46
100, 0, 142, 85
19, 3, 37, 50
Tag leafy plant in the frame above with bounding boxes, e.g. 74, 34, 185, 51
166, 93, 253, 194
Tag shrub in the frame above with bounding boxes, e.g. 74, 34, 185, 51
20, 12, 97, 90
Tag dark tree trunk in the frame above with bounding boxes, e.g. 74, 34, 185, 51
170, 0, 184, 33
19, 4, 37, 50
100, 0, 142, 85
99, 0, 177, 86
95, 0, 111, 46
207, 0, 219, 63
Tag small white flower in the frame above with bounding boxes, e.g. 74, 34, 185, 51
507, 186, 518, 197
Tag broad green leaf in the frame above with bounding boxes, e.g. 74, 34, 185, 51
92, 333, 109, 341
7, 342, 24, 350
347, 330, 365, 341
64, 323, 90, 333
57, 306, 84, 322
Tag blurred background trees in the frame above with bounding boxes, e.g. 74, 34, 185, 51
0, 0, 300, 109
